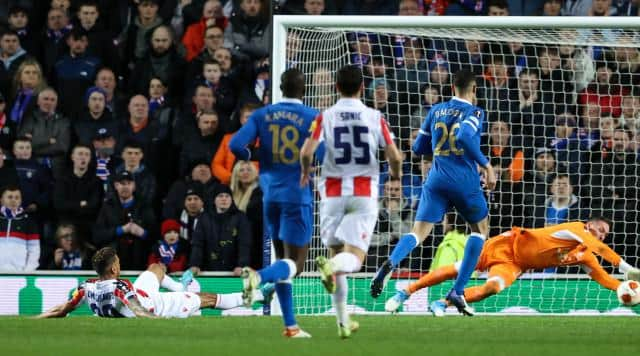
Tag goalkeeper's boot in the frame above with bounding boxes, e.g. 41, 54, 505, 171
445, 288, 474, 316
315, 256, 336, 294
385, 290, 409, 313
430, 300, 447, 317
180, 269, 194, 290
258, 283, 275, 305
337, 320, 359, 339
241, 267, 261, 307
283, 327, 312, 338
370, 259, 393, 298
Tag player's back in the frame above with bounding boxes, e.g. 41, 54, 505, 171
252, 99, 318, 204
72, 278, 136, 318
315, 98, 393, 199
427, 98, 483, 185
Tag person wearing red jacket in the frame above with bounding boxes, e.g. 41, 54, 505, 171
148, 219, 189, 273
182, 0, 228, 62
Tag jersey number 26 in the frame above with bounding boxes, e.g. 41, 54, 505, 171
434, 122, 464, 156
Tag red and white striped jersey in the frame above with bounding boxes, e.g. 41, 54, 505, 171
311, 98, 394, 199
68, 278, 151, 318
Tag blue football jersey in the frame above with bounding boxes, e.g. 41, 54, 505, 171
418, 97, 487, 184
229, 98, 318, 205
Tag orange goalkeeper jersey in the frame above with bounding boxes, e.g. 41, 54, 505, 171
510, 222, 622, 290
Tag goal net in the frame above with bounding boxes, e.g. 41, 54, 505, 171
272, 16, 640, 315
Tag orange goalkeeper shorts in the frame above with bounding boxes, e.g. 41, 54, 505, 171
476, 230, 522, 288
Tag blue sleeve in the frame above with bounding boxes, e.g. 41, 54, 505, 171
229, 113, 260, 161
456, 108, 489, 167
412, 110, 433, 156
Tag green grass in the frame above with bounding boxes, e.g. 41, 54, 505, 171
0, 316, 636, 356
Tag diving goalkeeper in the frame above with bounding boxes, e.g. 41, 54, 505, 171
385, 217, 640, 315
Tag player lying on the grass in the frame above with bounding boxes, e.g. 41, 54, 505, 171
385, 218, 640, 315
38, 247, 273, 318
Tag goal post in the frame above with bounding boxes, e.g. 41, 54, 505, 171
270, 15, 640, 316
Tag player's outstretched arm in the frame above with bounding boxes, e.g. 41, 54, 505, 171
300, 137, 320, 187
36, 301, 76, 318
127, 297, 158, 318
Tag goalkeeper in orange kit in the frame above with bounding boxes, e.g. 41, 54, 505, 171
384, 217, 640, 315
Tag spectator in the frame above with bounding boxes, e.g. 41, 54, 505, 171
0, 92, 17, 152
212, 102, 260, 184
477, 55, 513, 120
73, 1, 117, 70
201, 58, 236, 122
176, 186, 206, 242
173, 84, 214, 148
0, 30, 29, 101
186, 25, 225, 84
147, 76, 176, 141
53, 144, 103, 241
183, 0, 228, 62
130, 25, 186, 104
224, 0, 270, 61
486, 120, 525, 183
163, 160, 219, 219
588, 0, 617, 15
147, 219, 189, 273
537, 46, 574, 111
578, 101, 602, 150
605, 41, 640, 91
0, 147, 19, 191
529, 174, 585, 228
73, 86, 117, 144
341, 0, 399, 15
120, 0, 163, 74
93, 170, 157, 270
9, 58, 45, 126
444, 0, 486, 15
524, 147, 559, 199
487, 0, 510, 15
395, 38, 429, 113
0, 185, 40, 271
91, 127, 121, 192
542, 0, 563, 15
94, 67, 128, 120
548, 112, 584, 174
309, 66, 335, 110
506, 68, 554, 147
117, 95, 166, 171
179, 109, 224, 177
53, 27, 101, 118
615, 0, 640, 15
113, 141, 157, 205
349, 33, 373, 69
397, 0, 421, 15
12, 137, 52, 219
18, 87, 70, 180
620, 93, 639, 131
189, 184, 251, 275
562, 0, 593, 15
37, 7, 71, 80
366, 78, 405, 141
411, 84, 441, 130
367, 178, 412, 272
7, 6, 36, 56
229, 160, 262, 268
49, 223, 95, 270
579, 62, 625, 118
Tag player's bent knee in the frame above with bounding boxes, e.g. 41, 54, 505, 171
148, 263, 166, 273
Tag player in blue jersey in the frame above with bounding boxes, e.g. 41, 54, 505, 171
229, 68, 318, 338
370, 70, 497, 316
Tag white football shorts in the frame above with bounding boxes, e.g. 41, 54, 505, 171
133, 271, 201, 318
320, 196, 378, 253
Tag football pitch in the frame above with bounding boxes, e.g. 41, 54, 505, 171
0, 316, 637, 356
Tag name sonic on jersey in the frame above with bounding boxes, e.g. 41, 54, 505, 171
265, 111, 304, 126
339, 112, 361, 121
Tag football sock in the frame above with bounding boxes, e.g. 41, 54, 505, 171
389, 233, 419, 268
463, 282, 498, 303
215, 293, 244, 309
332, 274, 349, 326
453, 233, 485, 294
407, 265, 458, 294
275, 281, 297, 328
258, 259, 296, 284
160, 275, 184, 292
330, 252, 361, 273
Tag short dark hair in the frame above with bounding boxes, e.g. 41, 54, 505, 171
336, 65, 363, 97
66, 27, 88, 41
519, 68, 540, 79
72, 143, 93, 154
203, 58, 221, 67
452, 69, 476, 92
1, 29, 19, 39
13, 136, 32, 144
78, 1, 99, 10
0, 185, 21, 197
280, 68, 305, 99
122, 140, 144, 152
589, 216, 613, 230
8, 5, 28, 17
92, 247, 118, 276
488, 0, 509, 9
